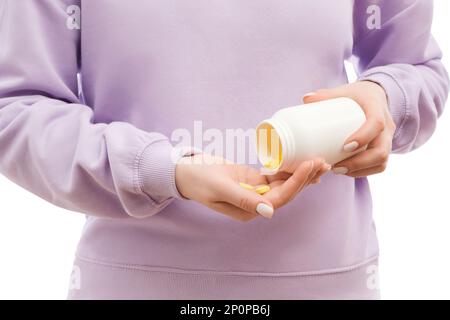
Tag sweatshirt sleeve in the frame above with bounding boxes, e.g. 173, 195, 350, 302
352, 0, 449, 153
0, 0, 193, 219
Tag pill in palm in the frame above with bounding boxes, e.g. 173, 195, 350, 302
254, 185, 270, 195
239, 182, 254, 190
239, 182, 271, 195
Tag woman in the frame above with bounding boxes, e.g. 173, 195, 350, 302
0, 1, 448, 299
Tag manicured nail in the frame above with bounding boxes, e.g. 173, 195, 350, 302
343, 141, 359, 152
303, 92, 316, 99
256, 203, 274, 219
332, 167, 349, 175
322, 163, 332, 171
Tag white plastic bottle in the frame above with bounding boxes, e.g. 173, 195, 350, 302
256, 97, 367, 173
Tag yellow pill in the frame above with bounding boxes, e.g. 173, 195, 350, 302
263, 160, 275, 168
239, 182, 254, 190
264, 159, 281, 169
254, 185, 270, 195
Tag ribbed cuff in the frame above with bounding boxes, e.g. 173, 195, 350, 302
137, 140, 200, 202
358, 70, 408, 140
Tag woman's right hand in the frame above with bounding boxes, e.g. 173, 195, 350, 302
175, 153, 330, 221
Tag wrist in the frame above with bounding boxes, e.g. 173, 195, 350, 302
360, 80, 389, 107
174, 151, 203, 200
359, 80, 396, 132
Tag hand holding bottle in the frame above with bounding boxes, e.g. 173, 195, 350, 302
303, 81, 396, 177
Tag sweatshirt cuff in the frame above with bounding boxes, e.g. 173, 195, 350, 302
137, 140, 200, 202
358, 70, 409, 140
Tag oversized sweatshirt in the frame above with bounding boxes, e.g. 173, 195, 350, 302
0, 0, 448, 299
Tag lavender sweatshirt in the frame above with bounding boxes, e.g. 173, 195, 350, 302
0, 1, 448, 299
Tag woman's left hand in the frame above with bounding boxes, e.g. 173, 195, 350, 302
303, 81, 396, 178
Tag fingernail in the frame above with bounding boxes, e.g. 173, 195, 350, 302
322, 163, 332, 171
303, 92, 316, 99
343, 141, 359, 152
332, 167, 349, 175
256, 203, 274, 219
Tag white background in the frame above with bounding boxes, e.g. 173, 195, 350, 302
0, 1, 449, 299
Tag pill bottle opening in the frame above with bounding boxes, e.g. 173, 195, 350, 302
256, 122, 283, 171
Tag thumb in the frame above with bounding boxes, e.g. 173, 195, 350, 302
302, 86, 347, 104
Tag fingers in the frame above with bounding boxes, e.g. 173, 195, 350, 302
209, 202, 259, 222
268, 161, 331, 184
291, 159, 325, 194
211, 159, 328, 221
303, 85, 388, 154
333, 131, 391, 176
346, 165, 387, 178
310, 162, 332, 184
341, 94, 387, 152
216, 181, 275, 219
302, 86, 347, 104
265, 171, 292, 183
264, 159, 321, 208
342, 117, 384, 153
